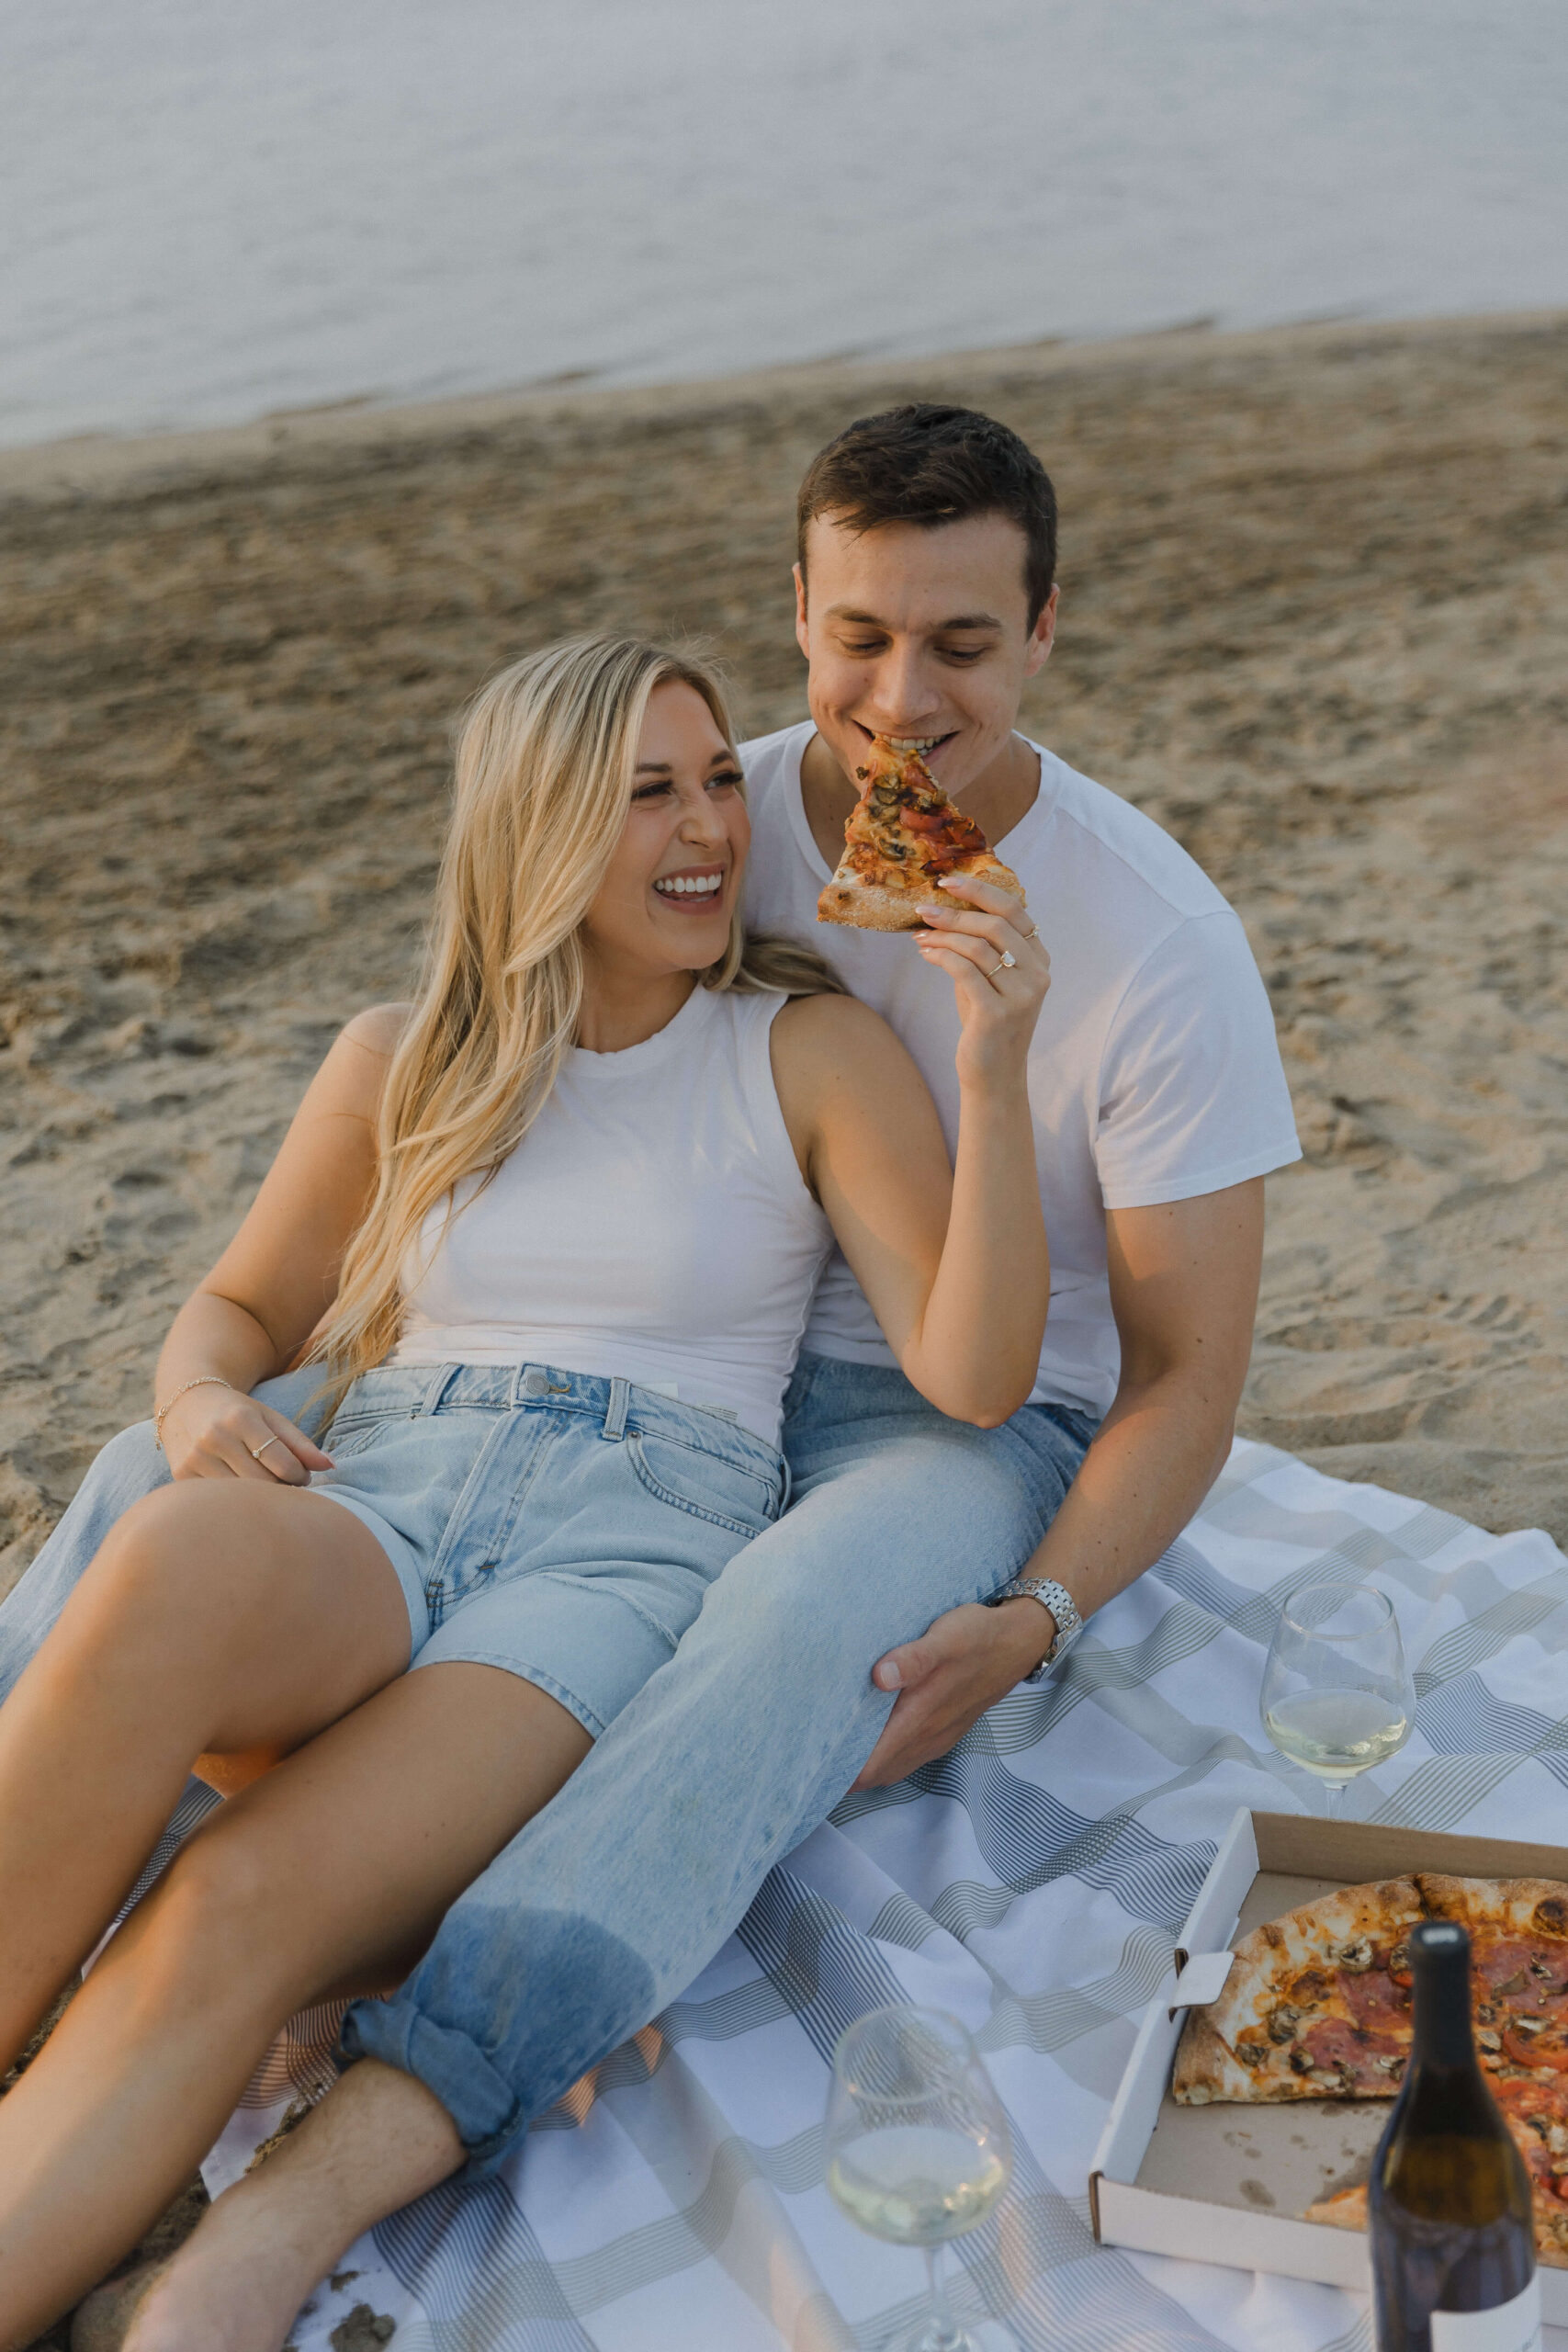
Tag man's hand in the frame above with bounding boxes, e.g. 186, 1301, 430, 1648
852, 1598, 1053, 1789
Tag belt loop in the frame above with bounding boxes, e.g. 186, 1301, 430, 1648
602, 1377, 629, 1442
508, 1361, 525, 1411
778, 1455, 794, 1514
421, 1363, 457, 1418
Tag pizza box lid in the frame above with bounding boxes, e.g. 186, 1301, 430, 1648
1089, 1807, 1568, 2321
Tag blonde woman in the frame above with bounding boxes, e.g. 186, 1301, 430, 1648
0, 634, 1051, 2348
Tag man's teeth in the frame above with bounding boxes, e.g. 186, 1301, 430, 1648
654, 875, 723, 899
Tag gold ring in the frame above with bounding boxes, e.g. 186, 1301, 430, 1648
249, 1436, 284, 1462
1022, 924, 1040, 941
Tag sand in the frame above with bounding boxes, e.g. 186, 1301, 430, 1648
2, 305, 1566, 2340
4, 311, 1565, 1583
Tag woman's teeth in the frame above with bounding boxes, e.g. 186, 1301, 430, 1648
654, 875, 723, 900
886, 735, 942, 751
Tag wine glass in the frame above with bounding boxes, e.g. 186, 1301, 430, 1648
1261, 1577, 1416, 1813
824, 2004, 1012, 2352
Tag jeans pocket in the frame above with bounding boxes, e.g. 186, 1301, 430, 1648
626, 1430, 781, 1537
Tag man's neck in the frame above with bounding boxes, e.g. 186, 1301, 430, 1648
797, 728, 1041, 872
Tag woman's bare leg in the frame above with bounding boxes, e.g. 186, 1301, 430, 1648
0, 1659, 590, 2352
0, 1480, 410, 2070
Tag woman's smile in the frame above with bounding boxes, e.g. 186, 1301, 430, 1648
652, 862, 727, 907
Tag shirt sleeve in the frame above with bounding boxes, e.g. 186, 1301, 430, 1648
1093, 909, 1301, 1209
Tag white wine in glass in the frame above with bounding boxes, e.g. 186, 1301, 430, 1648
1261, 1577, 1415, 1812
825, 2007, 1012, 2352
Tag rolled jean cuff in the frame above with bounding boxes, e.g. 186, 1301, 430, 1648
339, 1996, 523, 2177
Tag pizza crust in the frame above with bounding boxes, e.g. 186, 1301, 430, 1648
817, 857, 1024, 934
815, 876, 928, 932
1169, 2013, 1258, 2106
1416, 1873, 1568, 1941
1303, 2183, 1368, 2233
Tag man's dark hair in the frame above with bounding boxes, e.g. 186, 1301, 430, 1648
796, 403, 1057, 627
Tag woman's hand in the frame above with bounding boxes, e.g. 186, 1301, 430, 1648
912, 876, 1049, 1086
160, 1382, 335, 1485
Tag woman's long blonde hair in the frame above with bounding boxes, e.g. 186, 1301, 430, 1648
308, 635, 843, 1391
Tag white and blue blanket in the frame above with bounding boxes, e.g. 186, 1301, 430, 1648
196, 1439, 1568, 2351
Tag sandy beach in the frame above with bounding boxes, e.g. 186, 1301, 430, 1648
4, 311, 1564, 1589
1, 310, 1566, 2337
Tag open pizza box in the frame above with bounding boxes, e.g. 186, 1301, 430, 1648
1089, 1807, 1568, 2324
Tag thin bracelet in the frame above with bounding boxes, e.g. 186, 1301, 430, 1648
154, 1375, 233, 1453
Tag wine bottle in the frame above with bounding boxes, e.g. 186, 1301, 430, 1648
1370, 1919, 1540, 2351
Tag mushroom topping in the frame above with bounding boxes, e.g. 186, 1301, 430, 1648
1289, 2046, 1314, 2075
1235, 2039, 1269, 2069
1267, 2004, 1303, 2045
1476, 2028, 1502, 2053
1549, 2123, 1568, 2155
1334, 1938, 1375, 1973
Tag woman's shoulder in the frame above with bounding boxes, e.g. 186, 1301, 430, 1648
341, 1001, 415, 1057
768, 989, 917, 1090
310, 1002, 415, 1120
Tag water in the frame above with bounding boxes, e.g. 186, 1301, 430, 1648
828, 2125, 1009, 2245
1265, 1688, 1412, 1782
4, 0, 1564, 451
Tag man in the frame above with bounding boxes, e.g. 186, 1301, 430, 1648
3, 404, 1299, 2344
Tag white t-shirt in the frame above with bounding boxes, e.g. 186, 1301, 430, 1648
741, 723, 1301, 1419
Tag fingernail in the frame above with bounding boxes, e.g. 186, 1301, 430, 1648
936, 876, 966, 888
875, 1659, 901, 1690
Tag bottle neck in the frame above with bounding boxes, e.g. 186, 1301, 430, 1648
1410, 1939, 1478, 2076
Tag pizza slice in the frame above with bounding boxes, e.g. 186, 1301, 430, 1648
817, 736, 1024, 933
1173, 1873, 1568, 2109
1171, 1870, 1568, 2264
1303, 2075, 1568, 2267
1172, 1877, 1424, 2104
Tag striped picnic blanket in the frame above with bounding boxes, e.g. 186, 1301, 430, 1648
197, 1437, 1568, 2351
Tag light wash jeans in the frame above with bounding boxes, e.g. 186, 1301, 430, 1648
0, 1352, 1095, 2172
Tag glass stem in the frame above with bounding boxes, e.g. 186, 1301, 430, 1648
1323, 1778, 1346, 1815
923, 2243, 964, 2350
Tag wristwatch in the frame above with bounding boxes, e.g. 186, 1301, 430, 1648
985, 1575, 1085, 1683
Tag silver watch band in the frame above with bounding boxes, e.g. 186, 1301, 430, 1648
985, 1575, 1085, 1683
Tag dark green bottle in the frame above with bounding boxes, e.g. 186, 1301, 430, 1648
1370, 1920, 1540, 2350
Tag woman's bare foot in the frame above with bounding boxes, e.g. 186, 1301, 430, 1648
71, 2263, 168, 2352
119, 2062, 463, 2352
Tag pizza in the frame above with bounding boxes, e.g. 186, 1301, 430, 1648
816, 736, 1024, 933
1304, 2073, 1568, 2266
1172, 1871, 1568, 2262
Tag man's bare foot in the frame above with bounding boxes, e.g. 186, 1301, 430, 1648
118, 2061, 461, 2352
111, 2060, 460, 2352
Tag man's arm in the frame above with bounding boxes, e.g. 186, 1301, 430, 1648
852, 1176, 1264, 1787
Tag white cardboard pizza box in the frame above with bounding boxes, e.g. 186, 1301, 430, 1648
1088, 1808, 1568, 2323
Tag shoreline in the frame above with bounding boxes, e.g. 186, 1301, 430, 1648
4, 308, 1565, 502
2, 305, 1565, 1601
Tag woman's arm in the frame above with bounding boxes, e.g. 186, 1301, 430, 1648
153, 1004, 408, 1479
772, 878, 1050, 1427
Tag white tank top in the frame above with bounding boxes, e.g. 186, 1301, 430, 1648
390, 986, 833, 1446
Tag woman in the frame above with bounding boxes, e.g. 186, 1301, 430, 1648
0, 635, 1049, 2350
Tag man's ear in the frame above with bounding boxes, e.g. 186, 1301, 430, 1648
793, 561, 810, 661
1024, 583, 1059, 679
